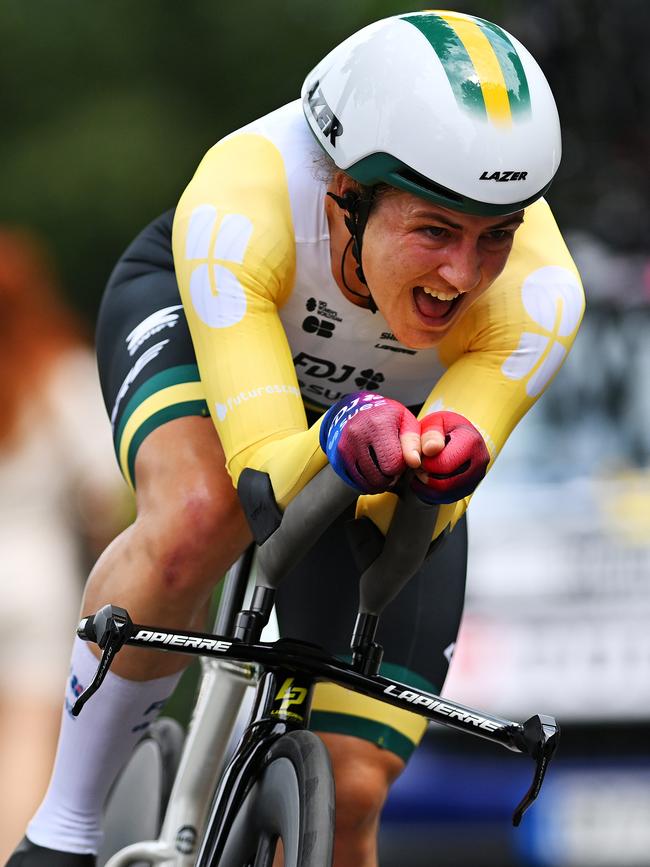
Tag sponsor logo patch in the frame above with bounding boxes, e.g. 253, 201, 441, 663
126, 305, 182, 356
293, 352, 386, 405
302, 315, 335, 338
306, 297, 342, 322
373, 330, 418, 355
215, 383, 301, 421
185, 206, 253, 329
501, 266, 583, 397
354, 369, 385, 390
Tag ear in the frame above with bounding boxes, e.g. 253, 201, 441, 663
332, 171, 362, 199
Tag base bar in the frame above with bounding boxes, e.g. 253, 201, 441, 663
121, 621, 526, 753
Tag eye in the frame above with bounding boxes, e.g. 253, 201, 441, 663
423, 226, 448, 239
482, 228, 516, 247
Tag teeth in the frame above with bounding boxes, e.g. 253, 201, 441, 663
421, 286, 460, 302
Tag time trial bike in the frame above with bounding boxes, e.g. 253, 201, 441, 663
73, 465, 559, 866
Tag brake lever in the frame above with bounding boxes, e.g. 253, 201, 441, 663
71, 605, 133, 716
512, 714, 560, 826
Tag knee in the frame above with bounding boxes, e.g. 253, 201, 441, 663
322, 734, 404, 834
334, 758, 395, 834
140, 480, 250, 599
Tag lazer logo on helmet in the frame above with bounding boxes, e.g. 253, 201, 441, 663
479, 171, 528, 182
307, 82, 343, 146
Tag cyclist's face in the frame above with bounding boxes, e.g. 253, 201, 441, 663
350, 189, 523, 349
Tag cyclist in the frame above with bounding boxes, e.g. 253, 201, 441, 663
9, 10, 584, 867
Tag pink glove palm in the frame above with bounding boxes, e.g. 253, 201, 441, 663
320, 391, 420, 493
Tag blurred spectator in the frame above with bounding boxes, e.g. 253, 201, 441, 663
0, 229, 129, 861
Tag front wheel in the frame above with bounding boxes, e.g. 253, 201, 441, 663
98, 717, 185, 866
211, 730, 334, 867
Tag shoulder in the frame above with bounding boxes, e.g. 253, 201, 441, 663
176, 107, 296, 230
456, 200, 585, 352
172, 101, 324, 303
176, 100, 321, 226
501, 198, 584, 296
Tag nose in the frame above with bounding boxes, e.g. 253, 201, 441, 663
437, 242, 482, 294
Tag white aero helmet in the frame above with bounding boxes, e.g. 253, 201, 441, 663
302, 10, 561, 216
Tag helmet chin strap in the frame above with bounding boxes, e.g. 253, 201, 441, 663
327, 189, 378, 314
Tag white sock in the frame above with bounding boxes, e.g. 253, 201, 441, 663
27, 637, 182, 854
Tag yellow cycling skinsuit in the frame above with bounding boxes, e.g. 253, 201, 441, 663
106, 99, 584, 760
171, 100, 584, 534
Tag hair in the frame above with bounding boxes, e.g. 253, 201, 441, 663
0, 229, 86, 444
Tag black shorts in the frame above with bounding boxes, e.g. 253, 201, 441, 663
96, 211, 469, 762
96, 209, 210, 489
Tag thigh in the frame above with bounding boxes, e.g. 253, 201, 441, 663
275, 510, 468, 763
96, 208, 210, 491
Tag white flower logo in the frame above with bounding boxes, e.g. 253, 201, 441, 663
502, 266, 583, 397
185, 205, 254, 329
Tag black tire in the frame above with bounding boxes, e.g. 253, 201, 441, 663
97, 718, 185, 867
210, 730, 334, 867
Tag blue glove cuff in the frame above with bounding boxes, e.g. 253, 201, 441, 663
319, 391, 375, 484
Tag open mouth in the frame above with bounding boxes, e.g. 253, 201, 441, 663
412, 286, 462, 324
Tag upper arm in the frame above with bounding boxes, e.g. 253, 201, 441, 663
171, 133, 327, 505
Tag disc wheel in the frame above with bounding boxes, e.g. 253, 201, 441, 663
98, 717, 185, 867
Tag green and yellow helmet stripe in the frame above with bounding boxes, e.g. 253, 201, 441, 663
478, 16, 531, 119
401, 11, 531, 127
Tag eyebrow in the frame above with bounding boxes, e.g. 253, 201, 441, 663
488, 213, 525, 230
412, 210, 525, 230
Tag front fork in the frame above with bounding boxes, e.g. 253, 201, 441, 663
195, 668, 315, 866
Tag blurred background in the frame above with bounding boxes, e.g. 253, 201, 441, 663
1, 0, 648, 864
